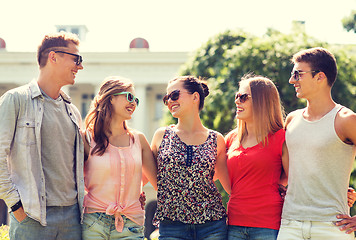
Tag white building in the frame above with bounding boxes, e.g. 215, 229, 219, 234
0, 37, 189, 142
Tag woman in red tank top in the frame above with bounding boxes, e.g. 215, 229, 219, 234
225, 75, 288, 240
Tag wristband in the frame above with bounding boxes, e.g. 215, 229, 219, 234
11, 200, 22, 212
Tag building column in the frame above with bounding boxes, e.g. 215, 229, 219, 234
132, 84, 147, 135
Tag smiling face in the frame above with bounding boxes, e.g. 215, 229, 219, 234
55, 42, 83, 86
111, 87, 137, 120
289, 61, 319, 99
235, 83, 253, 123
165, 80, 194, 118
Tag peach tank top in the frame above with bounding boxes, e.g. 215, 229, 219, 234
83, 132, 144, 232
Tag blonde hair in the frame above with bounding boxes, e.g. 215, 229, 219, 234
229, 75, 285, 153
84, 76, 135, 156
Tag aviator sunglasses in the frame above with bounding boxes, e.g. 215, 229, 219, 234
291, 70, 320, 81
54, 50, 83, 66
163, 89, 183, 105
235, 93, 251, 103
113, 92, 140, 106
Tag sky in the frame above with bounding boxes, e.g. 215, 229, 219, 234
1, 0, 356, 53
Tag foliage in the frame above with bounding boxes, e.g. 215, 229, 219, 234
163, 27, 356, 206
342, 10, 356, 34
0, 225, 9, 240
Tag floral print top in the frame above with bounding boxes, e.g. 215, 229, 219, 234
154, 126, 227, 225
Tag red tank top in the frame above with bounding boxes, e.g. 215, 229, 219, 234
226, 129, 285, 230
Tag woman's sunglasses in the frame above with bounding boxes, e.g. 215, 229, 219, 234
235, 93, 251, 103
162, 90, 181, 105
113, 92, 139, 106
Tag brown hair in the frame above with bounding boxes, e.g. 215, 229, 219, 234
229, 75, 285, 153
169, 75, 209, 110
84, 76, 135, 156
292, 47, 337, 87
37, 32, 80, 68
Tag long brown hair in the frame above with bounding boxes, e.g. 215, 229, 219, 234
84, 76, 135, 156
229, 75, 285, 152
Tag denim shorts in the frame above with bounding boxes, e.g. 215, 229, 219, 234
82, 212, 144, 240
228, 225, 278, 240
159, 217, 227, 240
9, 203, 81, 240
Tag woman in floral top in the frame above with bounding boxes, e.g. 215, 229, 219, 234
151, 76, 231, 240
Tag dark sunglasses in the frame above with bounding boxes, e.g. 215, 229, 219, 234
113, 92, 139, 106
291, 70, 320, 81
163, 90, 181, 105
235, 93, 251, 103
54, 50, 83, 66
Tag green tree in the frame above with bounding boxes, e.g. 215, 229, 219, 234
342, 10, 356, 33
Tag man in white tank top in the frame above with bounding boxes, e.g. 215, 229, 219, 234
277, 47, 356, 239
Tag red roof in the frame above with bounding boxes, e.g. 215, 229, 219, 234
0, 38, 5, 49
129, 38, 149, 49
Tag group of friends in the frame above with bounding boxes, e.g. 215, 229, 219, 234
0, 31, 355, 240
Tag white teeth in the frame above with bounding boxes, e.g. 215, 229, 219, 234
237, 107, 244, 112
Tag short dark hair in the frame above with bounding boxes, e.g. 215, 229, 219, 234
37, 32, 80, 68
292, 47, 337, 87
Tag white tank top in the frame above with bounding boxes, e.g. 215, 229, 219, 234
282, 105, 356, 221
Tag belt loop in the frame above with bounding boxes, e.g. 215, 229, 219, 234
301, 220, 311, 239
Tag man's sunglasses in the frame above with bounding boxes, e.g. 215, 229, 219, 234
162, 90, 183, 105
54, 50, 83, 66
113, 92, 140, 106
235, 93, 251, 103
291, 70, 320, 81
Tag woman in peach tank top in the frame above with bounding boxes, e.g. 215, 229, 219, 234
81, 76, 157, 240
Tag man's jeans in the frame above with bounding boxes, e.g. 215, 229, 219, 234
159, 217, 227, 240
9, 203, 81, 240
228, 225, 278, 240
277, 219, 354, 240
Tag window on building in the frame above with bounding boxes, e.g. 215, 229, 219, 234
155, 94, 164, 120
71, 28, 79, 37
81, 93, 94, 119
